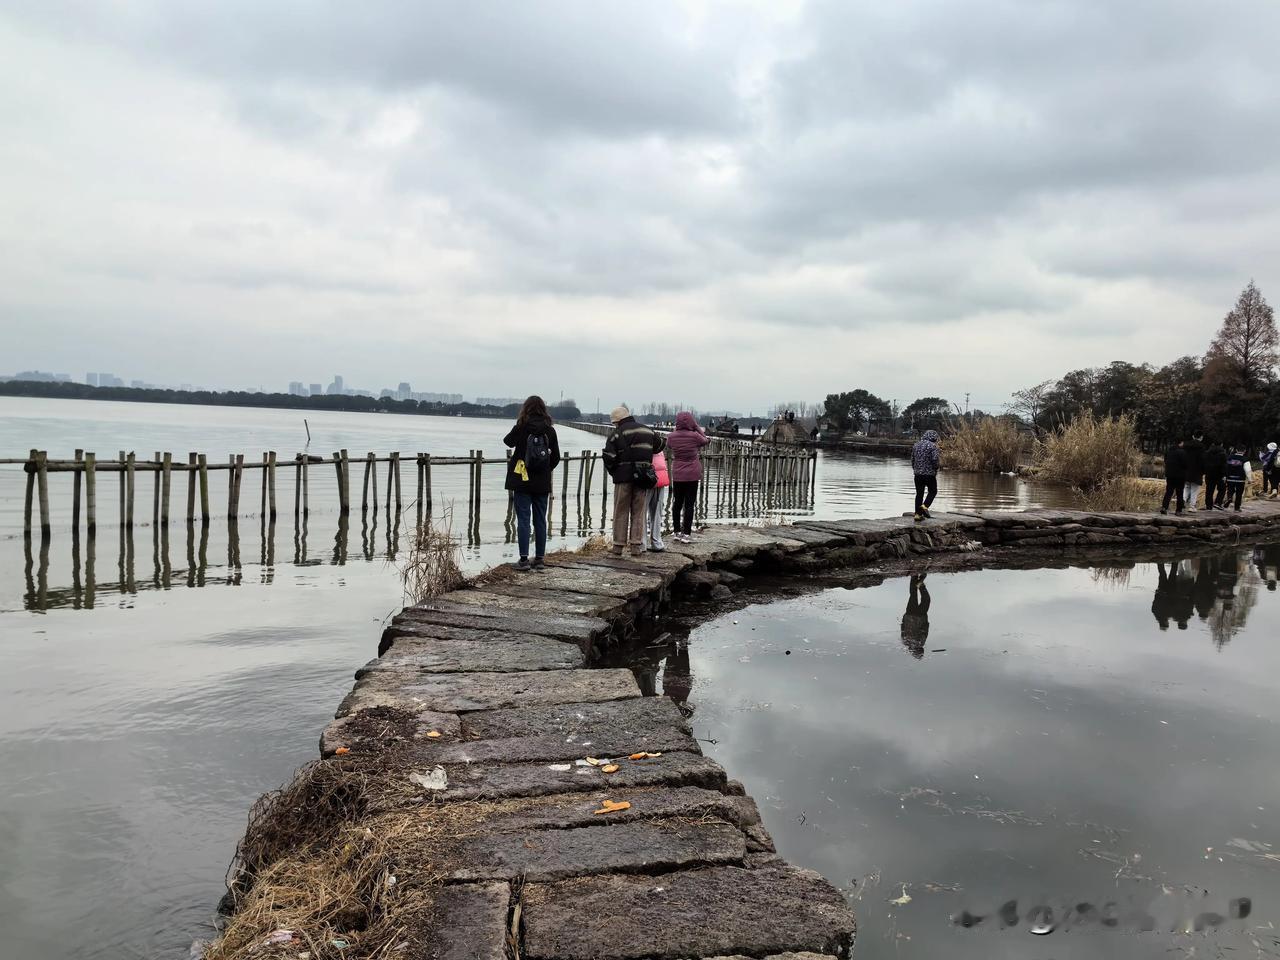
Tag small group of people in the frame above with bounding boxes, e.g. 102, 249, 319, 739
502, 397, 711, 569
1162, 435, 1258, 514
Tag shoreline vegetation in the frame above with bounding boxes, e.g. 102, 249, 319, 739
0, 379, 584, 423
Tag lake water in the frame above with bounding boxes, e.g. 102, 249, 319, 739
617, 548, 1280, 959
0, 396, 1075, 960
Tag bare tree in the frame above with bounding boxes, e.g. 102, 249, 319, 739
1207, 280, 1278, 387
1008, 379, 1054, 428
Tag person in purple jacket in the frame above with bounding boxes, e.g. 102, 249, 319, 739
665, 411, 711, 543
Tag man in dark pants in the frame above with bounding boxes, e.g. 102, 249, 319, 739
1161, 439, 1187, 515
1182, 433, 1206, 512
1203, 439, 1227, 509
912, 429, 941, 521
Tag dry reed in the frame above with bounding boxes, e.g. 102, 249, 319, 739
397, 505, 463, 604
942, 417, 1025, 473
1036, 412, 1141, 492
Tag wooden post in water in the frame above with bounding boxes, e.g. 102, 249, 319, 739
474, 449, 484, 540
362, 453, 373, 515
233, 454, 245, 517
117, 449, 126, 526
415, 453, 424, 525
24, 450, 37, 536
85, 452, 97, 533
293, 454, 302, 521
126, 452, 136, 527
423, 453, 432, 516
73, 449, 84, 532
268, 451, 278, 519
260, 452, 269, 518
302, 455, 310, 516
385, 451, 394, 510
161, 452, 172, 525
151, 451, 161, 527
341, 450, 351, 514
186, 453, 197, 523
467, 449, 475, 533
227, 455, 236, 518
392, 451, 402, 511
36, 450, 50, 535
198, 454, 210, 523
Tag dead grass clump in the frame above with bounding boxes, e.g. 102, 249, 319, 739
1079, 476, 1164, 512
206, 819, 427, 960
544, 534, 612, 560
942, 417, 1025, 473
397, 506, 463, 604
231, 760, 373, 889
1036, 412, 1141, 492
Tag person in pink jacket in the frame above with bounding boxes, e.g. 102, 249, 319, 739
665, 411, 711, 543
644, 450, 671, 551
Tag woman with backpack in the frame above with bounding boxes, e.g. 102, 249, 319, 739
665, 411, 711, 543
503, 395, 561, 571
1223, 445, 1253, 513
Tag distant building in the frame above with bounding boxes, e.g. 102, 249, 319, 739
309, 383, 323, 396
86, 373, 98, 386
288, 381, 306, 396
380, 388, 395, 399
475, 396, 521, 407
98, 373, 123, 387
325, 375, 344, 396
413, 391, 464, 404
396, 382, 411, 401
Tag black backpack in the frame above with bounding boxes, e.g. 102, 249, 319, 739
526, 431, 552, 474
631, 460, 658, 489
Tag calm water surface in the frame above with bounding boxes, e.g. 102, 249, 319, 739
0, 397, 1076, 959
622, 548, 1280, 959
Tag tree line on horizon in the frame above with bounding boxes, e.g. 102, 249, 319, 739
821, 281, 1278, 451
0, 379, 584, 424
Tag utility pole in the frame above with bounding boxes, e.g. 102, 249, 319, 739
965, 392, 971, 416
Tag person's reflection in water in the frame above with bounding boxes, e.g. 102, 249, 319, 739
1193, 555, 1219, 620
900, 572, 931, 659
1152, 561, 1177, 631
662, 640, 693, 717
1171, 559, 1195, 629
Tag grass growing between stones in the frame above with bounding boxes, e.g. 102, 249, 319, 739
398, 506, 464, 604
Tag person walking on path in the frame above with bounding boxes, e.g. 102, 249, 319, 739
644, 449, 670, 552
665, 411, 711, 543
1203, 439, 1227, 509
1183, 433, 1206, 512
503, 395, 561, 571
911, 429, 941, 521
1161, 439, 1188, 515
1224, 445, 1253, 512
1262, 442, 1278, 497
602, 405, 664, 555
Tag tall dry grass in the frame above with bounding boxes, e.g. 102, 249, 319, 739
397, 505, 463, 604
1035, 412, 1141, 492
1080, 476, 1164, 512
942, 417, 1025, 473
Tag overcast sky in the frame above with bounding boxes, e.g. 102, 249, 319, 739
2, 1, 1279, 413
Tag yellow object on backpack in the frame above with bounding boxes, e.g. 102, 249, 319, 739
514, 459, 529, 482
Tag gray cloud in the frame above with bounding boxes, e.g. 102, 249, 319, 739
1, 0, 1279, 408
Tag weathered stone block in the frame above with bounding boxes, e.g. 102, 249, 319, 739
422, 881, 509, 960
359, 636, 585, 677
522, 865, 856, 960
338, 669, 640, 716
446, 820, 746, 882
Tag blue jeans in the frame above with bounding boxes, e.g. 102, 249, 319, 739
514, 492, 549, 560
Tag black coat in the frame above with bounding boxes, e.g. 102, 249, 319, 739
1164, 444, 1188, 481
1203, 444, 1227, 479
1183, 439, 1206, 483
503, 415, 561, 495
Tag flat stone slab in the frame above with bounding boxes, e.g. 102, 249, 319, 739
522, 865, 856, 960
756, 524, 846, 547
321, 707, 462, 756
408, 719, 698, 766
422, 751, 728, 801
338, 669, 640, 716
359, 636, 585, 676
442, 786, 762, 835
666, 528, 800, 563
500, 564, 669, 598
396, 604, 607, 645
431, 586, 624, 617
447, 819, 746, 882
425, 881, 509, 960
460, 694, 691, 744
548, 552, 693, 583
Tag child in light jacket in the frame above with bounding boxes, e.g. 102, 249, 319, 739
645, 451, 671, 551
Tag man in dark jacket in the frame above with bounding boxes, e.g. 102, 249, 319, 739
1161, 439, 1187, 515
911, 429, 941, 521
1182, 433, 1206, 512
602, 406, 665, 556
1203, 439, 1227, 509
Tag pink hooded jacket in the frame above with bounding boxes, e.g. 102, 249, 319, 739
666, 411, 711, 482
